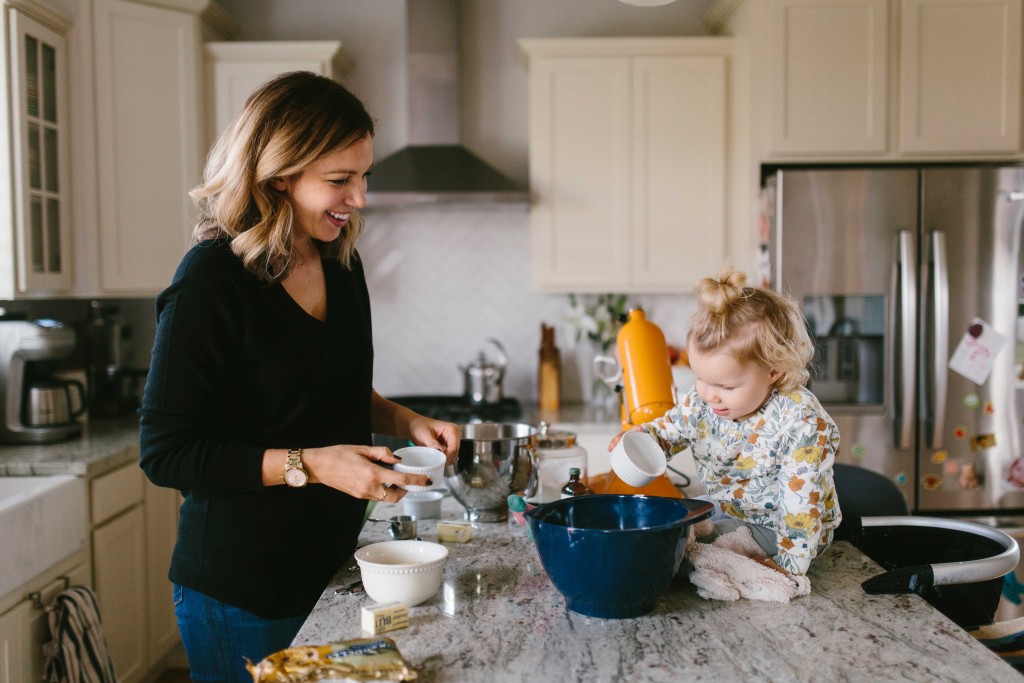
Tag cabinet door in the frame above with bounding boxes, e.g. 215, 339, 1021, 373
93, 0, 202, 294
0, 599, 29, 683
145, 482, 179, 666
7, 8, 71, 294
23, 562, 91, 683
631, 56, 726, 291
93, 505, 146, 683
529, 56, 631, 291
767, 0, 888, 156
899, 0, 1022, 155
205, 41, 350, 148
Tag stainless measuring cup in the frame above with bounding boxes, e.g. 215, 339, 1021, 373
367, 515, 418, 540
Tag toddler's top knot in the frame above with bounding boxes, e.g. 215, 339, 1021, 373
695, 266, 748, 315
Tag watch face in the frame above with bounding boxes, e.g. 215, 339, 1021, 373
284, 467, 308, 487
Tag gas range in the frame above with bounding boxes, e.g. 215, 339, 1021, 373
386, 395, 522, 425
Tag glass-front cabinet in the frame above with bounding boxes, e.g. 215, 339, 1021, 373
0, 5, 71, 298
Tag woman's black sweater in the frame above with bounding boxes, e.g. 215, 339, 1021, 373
139, 239, 373, 618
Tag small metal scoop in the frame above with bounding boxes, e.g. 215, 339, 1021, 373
367, 515, 418, 540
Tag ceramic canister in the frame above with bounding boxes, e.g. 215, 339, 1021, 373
527, 422, 587, 504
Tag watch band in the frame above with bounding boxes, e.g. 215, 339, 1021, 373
283, 448, 308, 487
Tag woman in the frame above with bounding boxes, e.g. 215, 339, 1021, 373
139, 71, 461, 683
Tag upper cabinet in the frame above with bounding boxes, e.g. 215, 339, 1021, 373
205, 40, 352, 149
68, 0, 235, 298
520, 38, 731, 293
0, 1, 72, 299
714, 0, 1023, 160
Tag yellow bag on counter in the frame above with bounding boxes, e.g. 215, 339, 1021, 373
246, 637, 418, 682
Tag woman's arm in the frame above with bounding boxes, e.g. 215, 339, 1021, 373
368, 390, 461, 465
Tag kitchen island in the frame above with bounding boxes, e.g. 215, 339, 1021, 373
296, 496, 1017, 683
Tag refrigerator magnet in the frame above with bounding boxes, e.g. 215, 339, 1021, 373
931, 450, 947, 464
953, 425, 967, 441
948, 318, 1006, 385
970, 433, 996, 451
983, 401, 995, 415
963, 393, 979, 408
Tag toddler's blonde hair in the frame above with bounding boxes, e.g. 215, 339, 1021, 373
687, 266, 813, 392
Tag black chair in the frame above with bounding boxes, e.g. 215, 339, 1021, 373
832, 462, 910, 541
832, 463, 1019, 630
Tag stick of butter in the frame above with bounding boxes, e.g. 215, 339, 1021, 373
361, 601, 409, 635
437, 521, 473, 543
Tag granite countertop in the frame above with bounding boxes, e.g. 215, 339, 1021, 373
296, 496, 1017, 683
0, 416, 141, 477
0, 402, 613, 480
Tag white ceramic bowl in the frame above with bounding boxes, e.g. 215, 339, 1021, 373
354, 540, 449, 607
393, 447, 446, 491
402, 490, 444, 519
610, 431, 667, 488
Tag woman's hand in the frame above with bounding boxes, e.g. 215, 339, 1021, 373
407, 416, 462, 466
303, 445, 430, 503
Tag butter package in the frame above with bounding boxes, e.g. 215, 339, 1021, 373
361, 601, 409, 635
247, 637, 417, 682
437, 521, 473, 543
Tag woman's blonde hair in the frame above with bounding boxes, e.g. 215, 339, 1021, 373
687, 266, 813, 392
191, 71, 375, 282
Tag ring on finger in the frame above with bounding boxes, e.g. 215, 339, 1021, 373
378, 484, 388, 501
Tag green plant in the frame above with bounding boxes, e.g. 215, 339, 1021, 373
563, 293, 630, 352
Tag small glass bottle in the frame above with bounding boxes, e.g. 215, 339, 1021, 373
560, 467, 592, 499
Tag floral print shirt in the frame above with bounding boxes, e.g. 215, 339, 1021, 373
642, 386, 842, 575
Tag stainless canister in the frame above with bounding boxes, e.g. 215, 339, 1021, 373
444, 422, 538, 522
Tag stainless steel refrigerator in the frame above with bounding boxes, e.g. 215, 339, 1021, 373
766, 165, 1024, 617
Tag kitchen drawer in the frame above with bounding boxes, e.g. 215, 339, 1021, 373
90, 463, 143, 526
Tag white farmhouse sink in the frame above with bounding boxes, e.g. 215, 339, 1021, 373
0, 476, 87, 602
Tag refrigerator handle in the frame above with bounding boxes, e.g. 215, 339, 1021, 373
892, 230, 916, 450
928, 231, 948, 449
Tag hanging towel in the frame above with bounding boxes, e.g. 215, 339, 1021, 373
43, 585, 118, 683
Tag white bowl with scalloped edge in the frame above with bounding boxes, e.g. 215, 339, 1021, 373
354, 540, 448, 607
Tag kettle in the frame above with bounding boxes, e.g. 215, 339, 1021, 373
461, 338, 507, 405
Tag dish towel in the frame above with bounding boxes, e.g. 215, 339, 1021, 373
686, 519, 811, 603
43, 585, 118, 683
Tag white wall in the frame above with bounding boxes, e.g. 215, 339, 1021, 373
210, 0, 715, 402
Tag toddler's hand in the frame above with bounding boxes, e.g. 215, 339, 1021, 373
606, 426, 645, 451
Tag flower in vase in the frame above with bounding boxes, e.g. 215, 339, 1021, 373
563, 293, 630, 352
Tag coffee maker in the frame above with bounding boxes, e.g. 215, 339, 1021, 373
0, 318, 85, 443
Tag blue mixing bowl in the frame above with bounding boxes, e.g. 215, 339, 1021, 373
524, 495, 712, 618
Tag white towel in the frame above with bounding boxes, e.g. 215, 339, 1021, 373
686, 519, 811, 603
43, 585, 118, 683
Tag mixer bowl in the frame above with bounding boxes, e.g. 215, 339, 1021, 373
524, 495, 712, 618
444, 422, 537, 522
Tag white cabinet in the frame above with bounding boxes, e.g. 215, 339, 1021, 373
205, 40, 352, 148
90, 0, 204, 294
747, 0, 1023, 159
0, 1, 72, 299
89, 461, 179, 683
766, 0, 889, 156
520, 38, 730, 293
0, 553, 90, 683
898, 0, 1021, 155
145, 481, 180, 662
68, 0, 232, 297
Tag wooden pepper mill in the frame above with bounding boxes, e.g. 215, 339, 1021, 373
538, 323, 561, 410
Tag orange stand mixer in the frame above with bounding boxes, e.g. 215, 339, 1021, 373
587, 308, 683, 498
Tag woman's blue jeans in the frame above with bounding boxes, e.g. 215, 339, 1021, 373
173, 584, 307, 683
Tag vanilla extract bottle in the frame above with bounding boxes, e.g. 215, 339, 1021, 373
560, 467, 592, 498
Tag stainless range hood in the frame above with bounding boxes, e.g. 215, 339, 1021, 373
366, 0, 528, 207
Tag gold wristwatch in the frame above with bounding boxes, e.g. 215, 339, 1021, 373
282, 448, 308, 488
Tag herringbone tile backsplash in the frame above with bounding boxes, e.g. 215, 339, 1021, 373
358, 205, 696, 403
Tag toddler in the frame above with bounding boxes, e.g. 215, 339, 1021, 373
617, 267, 841, 576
